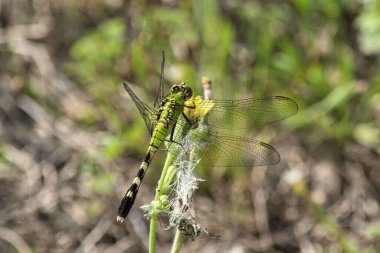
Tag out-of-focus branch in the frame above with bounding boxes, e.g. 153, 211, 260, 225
0, 227, 33, 253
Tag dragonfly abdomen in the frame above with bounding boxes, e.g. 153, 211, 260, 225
116, 121, 171, 222
117, 93, 187, 222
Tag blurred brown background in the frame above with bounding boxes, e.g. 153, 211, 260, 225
1, 0, 380, 252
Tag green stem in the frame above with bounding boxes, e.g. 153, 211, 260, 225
149, 217, 157, 253
170, 229, 185, 253
149, 152, 176, 253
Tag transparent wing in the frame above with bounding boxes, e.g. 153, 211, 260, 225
185, 96, 298, 129
123, 82, 158, 135
168, 119, 280, 167
154, 50, 165, 108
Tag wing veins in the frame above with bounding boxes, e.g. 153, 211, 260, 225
123, 82, 158, 135
171, 120, 280, 167
188, 96, 298, 129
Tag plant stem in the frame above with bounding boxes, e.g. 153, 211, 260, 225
170, 229, 185, 253
149, 216, 157, 253
149, 152, 176, 253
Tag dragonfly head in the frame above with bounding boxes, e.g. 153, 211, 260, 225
170, 82, 193, 101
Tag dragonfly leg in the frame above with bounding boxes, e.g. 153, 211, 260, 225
184, 100, 196, 109
181, 112, 199, 129
162, 121, 187, 152
163, 139, 185, 151
169, 121, 177, 142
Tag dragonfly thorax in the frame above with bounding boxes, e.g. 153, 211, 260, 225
170, 82, 193, 100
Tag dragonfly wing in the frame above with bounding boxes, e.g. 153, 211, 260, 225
169, 120, 280, 167
154, 50, 165, 108
123, 82, 158, 135
186, 96, 298, 129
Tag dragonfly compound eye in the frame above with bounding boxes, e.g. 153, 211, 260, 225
171, 85, 179, 93
185, 87, 193, 99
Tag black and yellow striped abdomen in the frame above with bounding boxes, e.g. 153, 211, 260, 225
116, 100, 184, 222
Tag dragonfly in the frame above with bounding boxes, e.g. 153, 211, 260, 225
117, 51, 298, 223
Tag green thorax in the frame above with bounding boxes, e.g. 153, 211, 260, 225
156, 83, 193, 128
